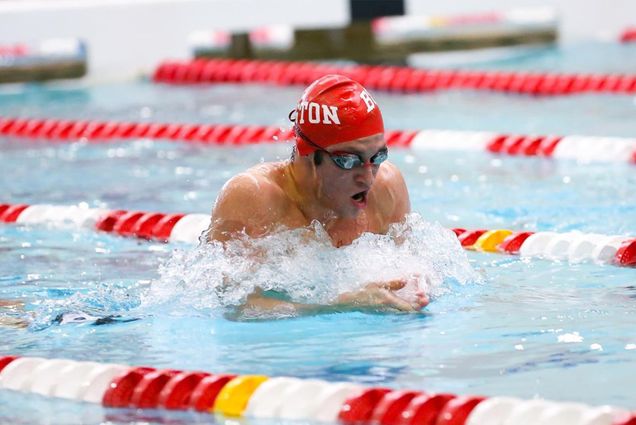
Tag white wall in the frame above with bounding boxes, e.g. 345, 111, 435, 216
406, 0, 636, 42
0, 0, 633, 82
0, 0, 349, 81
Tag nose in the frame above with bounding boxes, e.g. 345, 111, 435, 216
354, 163, 376, 188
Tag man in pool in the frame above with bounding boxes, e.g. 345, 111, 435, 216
207, 75, 428, 314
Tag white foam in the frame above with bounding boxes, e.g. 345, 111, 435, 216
142, 213, 478, 317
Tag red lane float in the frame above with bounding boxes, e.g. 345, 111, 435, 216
436, 396, 486, 425
401, 393, 457, 425
188, 374, 237, 412
102, 367, 156, 408
2, 116, 636, 164
615, 414, 636, 425
0, 355, 631, 423
1, 202, 635, 268
498, 231, 534, 254
129, 369, 181, 409
620, 27, 636, 43
158, 371, 211, 410
151, 58, 636, 96
615, 239, 636, 267
0, 356, 18, 373
338, 387, 392, 423
370, 390, 424, 425
0, 204, 29, 223
458, 229, 487, 247
0, 116, 291, 145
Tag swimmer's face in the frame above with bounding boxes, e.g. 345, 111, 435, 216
314, 134, 386, 217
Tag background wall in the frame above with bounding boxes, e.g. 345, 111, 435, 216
406, 0, 635, 42
0, 0, 633, 81
0, 0, 349, 81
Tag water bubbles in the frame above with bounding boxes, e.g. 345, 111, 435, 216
558, 331, 584, 343
139, 106, 153, 119
141, 213, 479, 318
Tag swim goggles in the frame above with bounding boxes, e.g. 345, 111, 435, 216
292, 122, 388, 170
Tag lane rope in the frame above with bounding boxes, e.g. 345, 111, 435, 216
0, 355, 633, 424
1, 203, 634, 267
2, 116, 635, 164
620, 27, 636, 43
151, 58, 636, 96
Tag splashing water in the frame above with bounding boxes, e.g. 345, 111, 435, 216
27, 281, 145, 330
141, 213, 480, 318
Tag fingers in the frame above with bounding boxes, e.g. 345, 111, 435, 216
380, 289, 417, 312
343, 279, 430, 313
389, 286, 429, 311
416, 292, 430, 308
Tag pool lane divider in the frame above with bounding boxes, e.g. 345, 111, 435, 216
152, 58, 636, 96
2, 116, 636, 164
1, 203, 634, 267
0, 355, 634, 424
621, 27, 636, 43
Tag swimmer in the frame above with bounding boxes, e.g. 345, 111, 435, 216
207, 75, 429, 314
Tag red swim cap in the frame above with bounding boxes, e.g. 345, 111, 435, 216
293, 74, 384, 156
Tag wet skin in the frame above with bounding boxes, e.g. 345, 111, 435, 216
208, 134, 429, 314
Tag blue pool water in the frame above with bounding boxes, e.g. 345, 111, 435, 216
1, 41, 636, 424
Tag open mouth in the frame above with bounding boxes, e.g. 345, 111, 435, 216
351, 190, 368, 206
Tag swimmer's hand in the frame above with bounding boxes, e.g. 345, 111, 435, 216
231, 280, 429, 320
335, 279, 429, 312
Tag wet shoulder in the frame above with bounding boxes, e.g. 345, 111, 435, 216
373, 161, 406, 196
371, 161, 410, 224
220, 162, 288, 207
210, 162, 293, 240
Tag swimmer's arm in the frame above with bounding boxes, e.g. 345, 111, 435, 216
238, 280, 428, 317
238, 291, 340, 316
207, 173, 286, 243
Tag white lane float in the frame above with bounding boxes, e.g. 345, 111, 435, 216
0, 355, 634, 424
1, 202, 635, 267
2, 116, 636, 164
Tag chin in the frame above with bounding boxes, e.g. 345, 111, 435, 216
338, 205, 362, 219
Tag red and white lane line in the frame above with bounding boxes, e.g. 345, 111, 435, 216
1, 203, 634, 267
0, 203, 209, 245
0, 116, 293, 145
0, 355, 634, 424
2, 116, 636, 164
620, 27, 636, 43
151, 58, 636, 96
